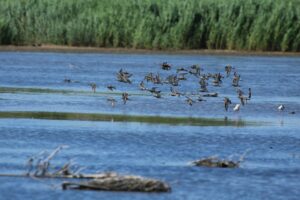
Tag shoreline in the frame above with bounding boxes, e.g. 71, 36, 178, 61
0, 45, 299, 56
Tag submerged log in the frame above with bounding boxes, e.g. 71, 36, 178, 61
62, 172, 171, 192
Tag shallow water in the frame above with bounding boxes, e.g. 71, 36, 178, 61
0, 52, 299, 199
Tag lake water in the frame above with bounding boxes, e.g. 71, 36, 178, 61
0, 52, 299, 199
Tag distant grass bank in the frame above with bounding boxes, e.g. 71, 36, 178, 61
1, 45, 300, 56
0, 0, 299, 52
0, 111, 259, 126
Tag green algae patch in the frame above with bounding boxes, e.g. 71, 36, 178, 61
0, 111, 259, 126
0, 87, 72, 94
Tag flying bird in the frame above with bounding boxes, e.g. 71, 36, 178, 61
224, 97, 232, 112
278, 104, 285, 112
233, 104, 241, 112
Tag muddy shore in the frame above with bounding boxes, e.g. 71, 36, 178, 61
0, 45, 299, 56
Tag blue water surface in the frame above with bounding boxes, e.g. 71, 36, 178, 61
0, 52, 300, 200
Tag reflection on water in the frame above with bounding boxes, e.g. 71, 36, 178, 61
0, 52, 300, 199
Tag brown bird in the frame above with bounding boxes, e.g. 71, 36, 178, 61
139, 80, 146, 90
161, 62, 171, 70
185, 96, 195, 106
122, 92, 129, 104
117, 69, 132, 84
225, 65, 233, 77
107, 85, 116, 91
89, 83, 97, 93
248, 88, 252, 99
107, 97, 116, 107
170, 87, 181, 97
224, 97, 232, 111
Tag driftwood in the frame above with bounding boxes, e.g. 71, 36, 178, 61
62, 172, 171, 192
26, 145, 72, 176
21, 146, 171, 192
192, 150, 250, 168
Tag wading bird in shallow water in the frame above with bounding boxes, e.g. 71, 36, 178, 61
233, 104, 241, 112
224, 97, 232, 112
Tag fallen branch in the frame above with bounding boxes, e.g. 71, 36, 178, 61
0, 146, 172, 193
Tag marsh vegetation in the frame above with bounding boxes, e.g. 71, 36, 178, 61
0, 0, 299, 51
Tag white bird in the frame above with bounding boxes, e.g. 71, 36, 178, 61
233, 104, 241, 112
278, 104, 285, 111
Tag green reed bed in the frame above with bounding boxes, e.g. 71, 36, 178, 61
0, 0, 299, 51
0, 111, 260, 126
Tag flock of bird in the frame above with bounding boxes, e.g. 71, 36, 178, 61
64, 62, 289, 114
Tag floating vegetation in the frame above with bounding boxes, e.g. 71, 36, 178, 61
0, 111, 259, 126
192, 150, 250, 168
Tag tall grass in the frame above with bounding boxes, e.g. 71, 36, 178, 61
0, 0, 299, 51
